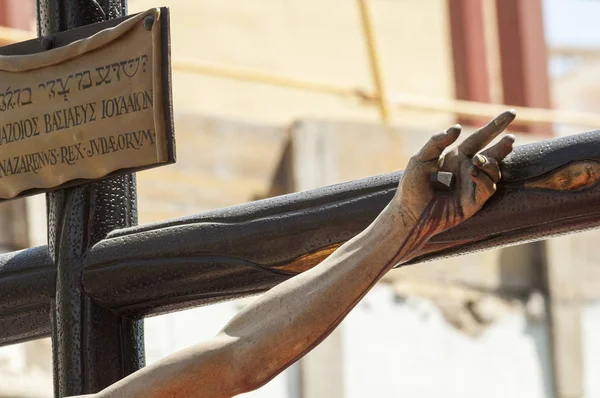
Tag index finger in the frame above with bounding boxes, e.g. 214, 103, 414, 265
458, 110, 516, 156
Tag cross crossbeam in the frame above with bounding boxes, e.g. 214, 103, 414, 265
0, 245, 54, 345
1, 2, 597, 396
3, 129, 600, 347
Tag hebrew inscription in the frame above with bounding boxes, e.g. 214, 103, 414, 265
0, 9, 171, 199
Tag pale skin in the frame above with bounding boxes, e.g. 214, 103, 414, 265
73, 111, 516, 398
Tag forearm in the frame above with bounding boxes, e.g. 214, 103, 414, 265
69, 115, 512, 398
86, 201, 431, 398
221, 200, 435, 391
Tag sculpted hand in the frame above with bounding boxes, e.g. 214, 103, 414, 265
392, 111, 516, 243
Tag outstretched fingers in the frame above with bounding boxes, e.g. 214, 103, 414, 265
480, 134, 516, 162
458, 110, 516, 156
472, 133, 516, 183
472, 154, 500, 183
415, 125, 462, 162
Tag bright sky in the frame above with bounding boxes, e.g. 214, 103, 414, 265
544, 0, 600, 47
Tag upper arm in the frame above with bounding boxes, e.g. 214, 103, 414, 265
95, 334, 248, 398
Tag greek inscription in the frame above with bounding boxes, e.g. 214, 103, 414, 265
43, 101, 97, 134
0, 117, 40, 145
101, 90, 153, 119
0, 87, 153, 149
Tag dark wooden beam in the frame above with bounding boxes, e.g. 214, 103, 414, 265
36, 1, 145, 396
84, 130, 600, 316
3, 130, 600, 347
0, 246, 54, 346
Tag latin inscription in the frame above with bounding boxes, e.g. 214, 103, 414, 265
0, 82, 155, 178
0, 8, 171, 199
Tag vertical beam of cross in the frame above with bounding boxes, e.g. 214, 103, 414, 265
36, 1, 145, 396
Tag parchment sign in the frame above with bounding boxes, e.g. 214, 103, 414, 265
0, 8, 175, 200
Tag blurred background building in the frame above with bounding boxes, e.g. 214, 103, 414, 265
1, 0, 600, 397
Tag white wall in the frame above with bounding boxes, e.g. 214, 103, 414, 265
342, 285, 553, 398
4, 278, 600, 397
583, 301, 600, 398
143, 283, 558, 398
143, 287, 600, 398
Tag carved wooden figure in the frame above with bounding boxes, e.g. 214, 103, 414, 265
70, 111, 517, 398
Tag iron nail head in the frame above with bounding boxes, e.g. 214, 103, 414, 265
41, 36, 55, 50
144, 16, 155, 31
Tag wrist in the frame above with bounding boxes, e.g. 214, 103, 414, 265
377, 199, 419, 233
372, 200, 434, 264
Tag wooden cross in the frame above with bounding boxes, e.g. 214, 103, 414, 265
1, 1, 600, 397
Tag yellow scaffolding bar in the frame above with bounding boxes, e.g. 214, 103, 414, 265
172, 59, 364, 99
390, 93, 600, 129
356, 0, 392, 124
3, 25, 600, 129
172, 59, 600, 128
